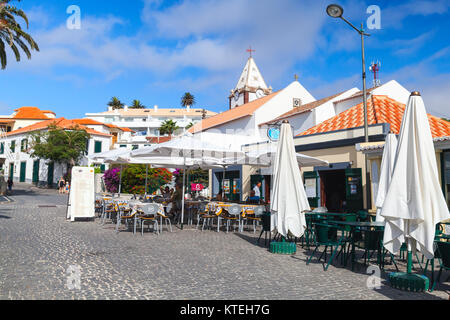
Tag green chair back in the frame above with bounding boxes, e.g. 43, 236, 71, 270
436, 241, 450, 269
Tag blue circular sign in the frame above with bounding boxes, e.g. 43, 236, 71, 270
267, 127, 280, 141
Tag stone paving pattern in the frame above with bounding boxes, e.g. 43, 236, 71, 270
0, 184, 448, 300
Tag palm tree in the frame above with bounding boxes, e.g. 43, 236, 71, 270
181, 92, 195, 109
159, 119, 179, 137
0, 0, 39, 69
130, 99, 146, 109
107, 97, 124, 110
185, 122, 194, 130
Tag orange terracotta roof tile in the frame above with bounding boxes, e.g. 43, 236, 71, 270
120, 127, 135, 133
72, 118, 105, 126
297, 95, 450, 139
7, 118, 111, 137
188, 91, 280, 133
13, 107, 55, 119
72, 118, 133, 132
146, 136, 172, 144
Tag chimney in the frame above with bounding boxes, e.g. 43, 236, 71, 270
124, 105, 129, 111
108, 106, 113, 111
154, 105, 158, 112
186, 105, 190, 112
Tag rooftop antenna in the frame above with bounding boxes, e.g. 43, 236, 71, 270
369, 60, 381, 87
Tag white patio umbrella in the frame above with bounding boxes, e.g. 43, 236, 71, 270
132, 138, 241, 229
270, 121, 310, 238
230, 143, 328, 168
381, 92, 450, 266
374, 132, 398, 222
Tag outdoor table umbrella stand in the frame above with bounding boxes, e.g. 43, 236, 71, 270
388, 234, 430, 292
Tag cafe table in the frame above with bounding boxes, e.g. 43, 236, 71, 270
128, 201, 167, 234
302, 212, 357, 248
330, 221, 385, 271
206, 202, 261, 232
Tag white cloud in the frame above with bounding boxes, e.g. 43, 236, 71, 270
381, 0, 450, 29
383, 47, 450, 118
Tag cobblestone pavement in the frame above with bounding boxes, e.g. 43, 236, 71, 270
0, 184, 448, 300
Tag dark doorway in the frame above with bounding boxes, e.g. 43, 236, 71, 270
319, 170, 346, 212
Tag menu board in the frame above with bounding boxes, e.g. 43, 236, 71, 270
67, 166, 95, 221
305, 178, 316, 198
223, 179, 230, 193
233, 179, 240, 194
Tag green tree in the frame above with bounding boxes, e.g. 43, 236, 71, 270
159, 119, 179, 137
0, 0, 39, 69
130, 99, 146, 109
27, 124, 90, 180
181, 92, 195, 108
185, 122, 194, 130
107, 97, 124, 110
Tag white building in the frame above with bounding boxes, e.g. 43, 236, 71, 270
189, 56, 318, 200
0, 117, 112, 187
85, 105, 217, 149
0, 106, 56, 132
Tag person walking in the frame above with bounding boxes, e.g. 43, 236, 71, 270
58, 177, 65, 194
7, 177, 13, 193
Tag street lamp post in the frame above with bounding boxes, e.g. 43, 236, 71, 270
326, 4, 372, 210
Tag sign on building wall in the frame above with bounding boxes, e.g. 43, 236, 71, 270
67, 166, 95, 221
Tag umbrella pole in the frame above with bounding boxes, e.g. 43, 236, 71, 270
407, 238, 412, 274
222, 166, 226, 199
181, 167, 186, 230
145, 164, 148, 196
180, 152, 186, 230
118, 164, 123, 196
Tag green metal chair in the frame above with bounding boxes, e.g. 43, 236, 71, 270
357, 210, 369, 222
356, 229, 384, 269
306, 222, 348, 271
430, 241, 450, 292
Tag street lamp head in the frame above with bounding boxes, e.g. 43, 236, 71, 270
326, 4, 344, 18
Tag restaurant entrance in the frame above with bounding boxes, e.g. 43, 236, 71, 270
304, 163, 364, 213
319, 169, 346, 212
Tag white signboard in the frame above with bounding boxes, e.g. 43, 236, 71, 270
305, 178, 317, 198
67, 166, 95, 221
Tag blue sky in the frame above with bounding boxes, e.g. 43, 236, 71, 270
1, 0, 449, 118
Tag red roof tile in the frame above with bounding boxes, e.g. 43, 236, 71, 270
297, 95, 450, 139
7, 118, 111, 137
146, 136, 172, 144
13, 107, 55, 119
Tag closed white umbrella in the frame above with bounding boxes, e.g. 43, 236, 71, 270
270, 121, 309, 238
375, 133, 398, 222
132, 139, 239, 229
381, 92, 450, 262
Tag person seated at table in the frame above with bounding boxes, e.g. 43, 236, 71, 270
160, 186, 171, 199
245, 190, 260, 204
215, 190, 228, 202
167, 183, 183, 219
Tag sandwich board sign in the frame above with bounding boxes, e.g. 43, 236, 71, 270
67, 166, 95, 221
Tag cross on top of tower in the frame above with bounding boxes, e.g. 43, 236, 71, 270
246, 46, 255, 58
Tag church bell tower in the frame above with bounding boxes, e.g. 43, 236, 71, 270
229, 48, 272, 109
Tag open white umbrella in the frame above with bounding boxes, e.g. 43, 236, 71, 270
381, 92, 450, 290
374, 132, 398, 222
270, 120, 309, 238
233, 143, 328, 168
132, 138, 242, 229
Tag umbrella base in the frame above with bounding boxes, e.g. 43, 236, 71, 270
269, 241, 296, 255
388, 272, 429, 292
